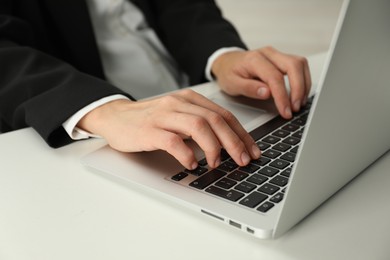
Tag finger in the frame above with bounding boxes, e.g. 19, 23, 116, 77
286, 63, 307, 112
189, 91, 261, 160
222, 75, 272, 100
178, 90, 260, 157
303, 60, 312, 105
164, 95, 260, 165
245, 53, 293, 118
261, 47, 311, 112
155, 111, 223, 168
151, 129, 198, 170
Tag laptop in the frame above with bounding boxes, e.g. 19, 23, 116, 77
82, 0, 390, 239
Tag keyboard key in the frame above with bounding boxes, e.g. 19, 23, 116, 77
227, 170, 249, 181
262, 136, 281, 144
282, 124, 299, 132
257, 202, 275, 213
270, 193, 284, 203
280, 152, 296, 162
258, 183, 280, 195
206, 186, 244, 202
282, 136, 300, 146
217, 161, 238, 172
259, 166, 279, 177
239, 192, 268, 208
290, 146, 299, 153
292, 130, 304, 139
270, 175, 289, 187
262, 149, 281, 159
272, 129, 290, 138
250, 116, 288, 141
235, 182, 256, 193
220, 149, 231, 161
281, 167, 292, 178
171, 172, 188, 181
238, 163, 260, 173
198, 158, 208, 167
189, 169, 226, 189
215, 178, 237, 189
247, 174, 268, 185
252, 157, 271, 166
273, 143, 291, 152
256, 141, 271, 150
292, 117, 306, 126
185, 166, 208, 176
270, 159, 290, 169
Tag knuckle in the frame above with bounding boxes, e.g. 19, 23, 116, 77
267, 72, 284, 84
259, 45, 277, 55
290, 56, 308, 69
220, 109, 237, 123
164, 135, 183, 150
262, 45, 274, 52
299, 56, 308, 65
192, 117, 208, 131
179, 88, 196, 98
246, 52, 261, 64
208, 109, 238, 127
291, 57, 305, 67
159, 95, 178, 106
208, 112, 225, 126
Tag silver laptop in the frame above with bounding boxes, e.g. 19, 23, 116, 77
82, 0, 390, 239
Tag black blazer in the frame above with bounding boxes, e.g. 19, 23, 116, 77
0, 0, 246, 147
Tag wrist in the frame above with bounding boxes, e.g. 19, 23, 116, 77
63, 94, 129, 140
206, 47, 245, 81
77, 99, 135, 136
211, 50, 243, 80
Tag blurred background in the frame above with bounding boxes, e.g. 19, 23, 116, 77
216, 0, 343, 56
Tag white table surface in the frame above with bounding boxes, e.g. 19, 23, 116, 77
1, 51, 390, 260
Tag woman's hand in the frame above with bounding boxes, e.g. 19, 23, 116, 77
77, 89, 261, 170
212, 46, 312, 119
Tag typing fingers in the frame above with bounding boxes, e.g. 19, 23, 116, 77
260, 47, 312, 112
175, 90, 261, 160
149, 129, 199, 170
212, 47, 311, 119
155, 90, 260, 168
242, 50, 293, 118
88, 90, 260, 170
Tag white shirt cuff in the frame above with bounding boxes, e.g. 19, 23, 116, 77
63, 94, 130, 140
205, 47, 245, 81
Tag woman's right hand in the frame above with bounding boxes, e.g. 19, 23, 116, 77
77, 89, 261, 170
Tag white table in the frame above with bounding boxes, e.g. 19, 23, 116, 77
1, 53, 390, 260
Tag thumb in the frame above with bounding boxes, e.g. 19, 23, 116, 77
221, 76, 271, 100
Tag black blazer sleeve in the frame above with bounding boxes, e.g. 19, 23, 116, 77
0, 40, 130, 147
0, 2, 131, 147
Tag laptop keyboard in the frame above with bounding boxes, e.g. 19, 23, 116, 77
170, 100, 312, 214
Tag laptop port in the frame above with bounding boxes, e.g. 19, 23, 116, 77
229, 220, 241, 229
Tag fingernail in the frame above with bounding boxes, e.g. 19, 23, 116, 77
303, 95, 308, 106
293, 100, 301, 111
252, 144, 261, 158
241, 152, 251, 165
257, 87, 267, 98
285, 107, 292, 119
191, 162, 198, 170
214, 157, 221, 168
